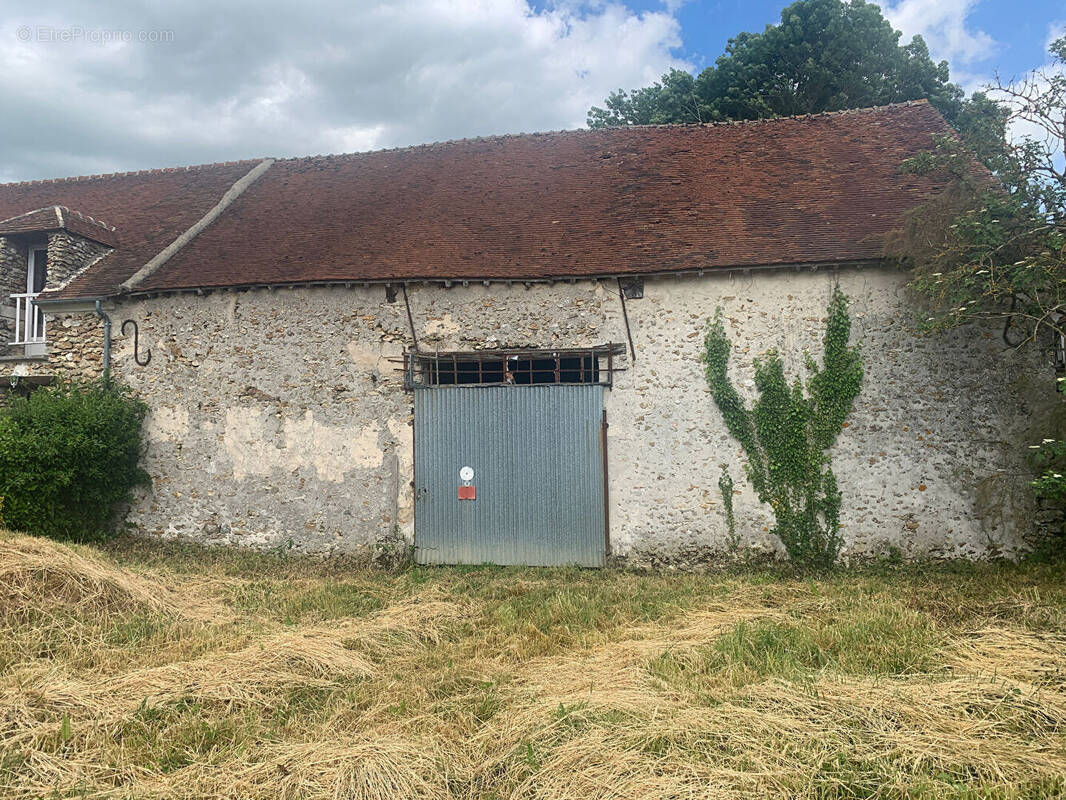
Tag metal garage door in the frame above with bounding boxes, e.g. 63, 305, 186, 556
413, 385, 606, 567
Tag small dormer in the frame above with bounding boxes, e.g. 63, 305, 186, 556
0, 206, 116, 357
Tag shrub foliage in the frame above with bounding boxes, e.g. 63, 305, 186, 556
1029, 438, 1066, 553
0, 381, 149, 540
891, 36, 1066, 350
703, 287, 863, 568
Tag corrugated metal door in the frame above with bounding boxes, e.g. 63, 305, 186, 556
413, 385, 606, 567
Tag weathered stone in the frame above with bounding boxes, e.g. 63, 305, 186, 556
0, 228, 111, 364
0, 266, 1053, 564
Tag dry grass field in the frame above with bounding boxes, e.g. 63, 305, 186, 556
2, 531, 1065, 799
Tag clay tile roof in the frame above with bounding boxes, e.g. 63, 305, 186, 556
59, 207, 121, 247
0, 161, 265, 298
0, 206, 64, 233
0, 205, 120, 247
2, 102, 955, 299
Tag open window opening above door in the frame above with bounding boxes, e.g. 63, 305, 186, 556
402, 344, 625, 388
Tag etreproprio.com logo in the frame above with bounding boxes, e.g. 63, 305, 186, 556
16, 25, 175, 44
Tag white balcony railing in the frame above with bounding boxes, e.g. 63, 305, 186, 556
9, 292, 45, 345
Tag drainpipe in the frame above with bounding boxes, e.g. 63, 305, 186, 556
94, 300, 111, 384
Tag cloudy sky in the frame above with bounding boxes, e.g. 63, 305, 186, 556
0, 0, 1062, 182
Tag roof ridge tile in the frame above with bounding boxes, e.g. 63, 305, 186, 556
6, 101, 940, 186
268, 100, 939, 167
0, 158, 267, 188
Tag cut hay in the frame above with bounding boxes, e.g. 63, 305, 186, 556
948, 626, 1066, 686
2, 539, 1065, 800
486, 623, 1066, 800
1, 592, 469, 747
0, 534, 174, 621
152, 736, 460, 800
499, 670, 1066, 799
103, 627, 377, 708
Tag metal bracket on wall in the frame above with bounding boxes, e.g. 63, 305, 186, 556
121, 320, 152, 367
618, 276, 644, 299
615, 278, 637, 363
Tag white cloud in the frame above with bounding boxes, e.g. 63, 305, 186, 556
882, 0, 995, 66
0, 0, 687, 181
993, 22, 1066, 150
1044, 20, 1066, 53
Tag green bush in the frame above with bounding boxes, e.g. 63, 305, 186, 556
0, 381, 149, 540
1030, 439, 1066, 503
1029, 437, 1066, 555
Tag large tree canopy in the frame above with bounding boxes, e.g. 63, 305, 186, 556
588, 0, 966, 127
893, 36, 1066, 351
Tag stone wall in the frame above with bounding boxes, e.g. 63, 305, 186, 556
0, 230, 110, 363
46, 232, 111, 290
112, 289, 413, 558
0, 237, 27, 345
38, 311, 107, 380
0, 310, 106, 390
608, 272, 1050, 563
99, 267, 1055, 563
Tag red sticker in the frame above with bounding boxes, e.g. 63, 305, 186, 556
458, 485, 476, 500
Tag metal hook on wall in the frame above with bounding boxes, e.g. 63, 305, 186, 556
121, 320, 152, 367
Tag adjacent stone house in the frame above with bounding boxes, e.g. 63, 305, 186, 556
0, 101, 1051, 565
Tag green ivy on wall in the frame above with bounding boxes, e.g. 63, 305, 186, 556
702, 286, 863, 568
718, 465, 739, 557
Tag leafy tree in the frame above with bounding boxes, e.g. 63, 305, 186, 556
702, 287, 863, 568
893, 36, 1065, 352
589, 0, 966, 128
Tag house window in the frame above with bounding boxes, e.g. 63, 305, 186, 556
430, 354, 599, 385
405, 345, 625, 388
11, 245, 48, 346
27, 246, 48, 294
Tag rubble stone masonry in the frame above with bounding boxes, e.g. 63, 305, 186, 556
35, 267, 1048, 565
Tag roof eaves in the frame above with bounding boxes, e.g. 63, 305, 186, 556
123, 257, 890, 299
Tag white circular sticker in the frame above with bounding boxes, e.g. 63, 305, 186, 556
459, 466, 474, 482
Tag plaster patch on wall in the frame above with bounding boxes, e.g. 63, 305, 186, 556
388, 417, 415, 527
223, 407, 273, 481
422, 313, 461, 340
347, 342, 383, 370
284, 411, 384, 481
346, 418, 386, 470
146, 405, 189, 442
224, 406, 383, 482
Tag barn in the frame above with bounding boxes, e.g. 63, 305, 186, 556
0, 101, 1050, 565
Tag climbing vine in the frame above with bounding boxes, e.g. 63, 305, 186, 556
718, 465, 739, 557
702, 286, 863, 568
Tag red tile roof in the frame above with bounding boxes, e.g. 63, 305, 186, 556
0, 162, 263, 298
1, 102, 954, 299
0, 205, 119, 247
0, 206, 65, 235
